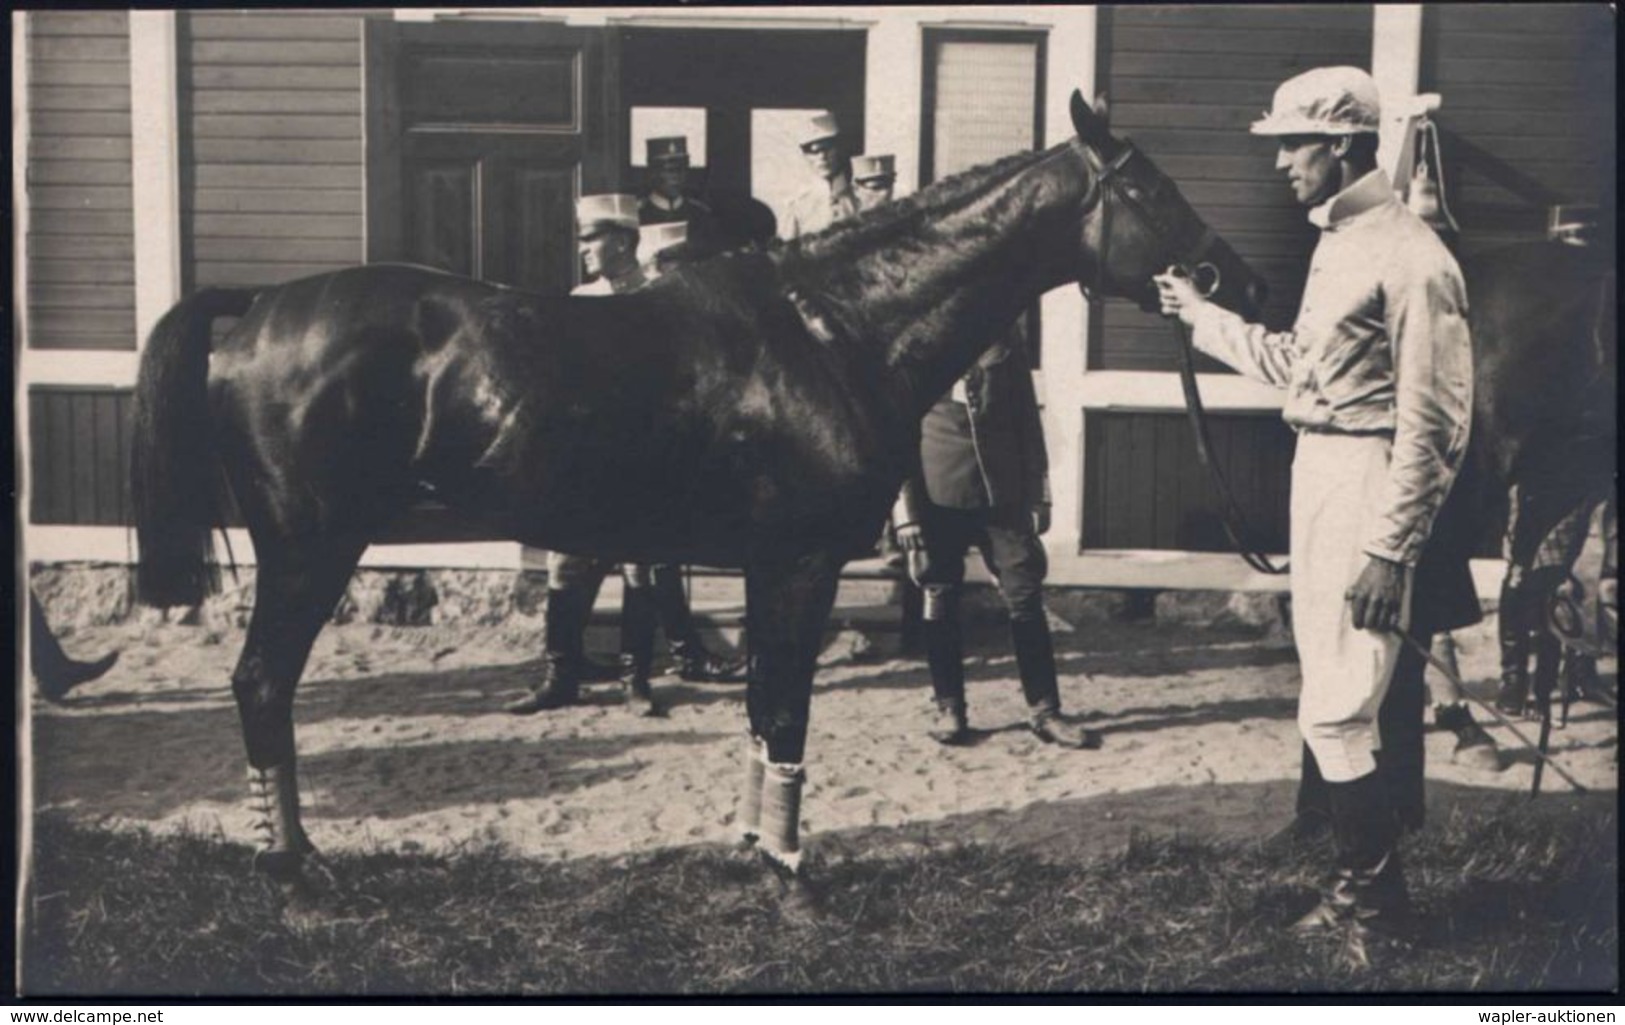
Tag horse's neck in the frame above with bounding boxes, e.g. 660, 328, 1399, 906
791, 145, 1086, 417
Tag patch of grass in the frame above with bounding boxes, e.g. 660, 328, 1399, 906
22, 796, 1617, 997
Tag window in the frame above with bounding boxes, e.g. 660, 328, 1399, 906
921, 28, 1046, 366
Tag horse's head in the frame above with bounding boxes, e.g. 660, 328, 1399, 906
1069, 90, 1266, 319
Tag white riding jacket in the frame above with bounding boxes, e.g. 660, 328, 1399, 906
1190, 170, 1473, 567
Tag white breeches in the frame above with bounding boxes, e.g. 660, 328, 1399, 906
1291, 433, 1413, 783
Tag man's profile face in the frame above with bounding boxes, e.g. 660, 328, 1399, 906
579, 227, 633, 278
854, 177, 894, 210
801, 137, 841, 181
1274, 134, 1343, 207
652, 162, 687, 201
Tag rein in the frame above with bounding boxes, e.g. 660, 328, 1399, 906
1084, 140, 1286, 575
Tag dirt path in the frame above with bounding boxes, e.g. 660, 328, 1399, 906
27, 612, 1618, 866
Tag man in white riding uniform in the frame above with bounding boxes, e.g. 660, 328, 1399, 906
784, 111, 859, 239
1156, 66, 1473, 969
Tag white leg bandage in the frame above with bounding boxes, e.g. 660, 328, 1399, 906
758, 760, 806, 873
739, 734, 766, 845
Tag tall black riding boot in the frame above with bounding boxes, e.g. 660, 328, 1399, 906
922, 589, 969, 745
1293, 772, 1414, 969
507, 585, 589, 714
1011, 615, 1099, 749
1377, 640, 1428, 833
1496, 574, 1534, 717
619, 583, 664, 717
651, 565, 745, 683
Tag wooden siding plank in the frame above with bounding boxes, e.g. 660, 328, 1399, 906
194, 163, 360, 189
191, 213, 362, 239
63, 395, 95, 525
29, 136, 131, 162
29, 11, 128, 36
29, 311, 137, 346
29, 210, 135, 236
29, 86, 132, 112
29, 235, 135, 261
28, 60, 129, 88
198, 262, 355, 287
26, 112, 133, 140
1110, 51, 1346, 81
188, 14, 370, 40
28, 160, 131, 187
192, 90, 361, 115
29, 185, 134, 211
1110, 25, 1370, 57
190, 138, 360, 164
190, 113, 364, 140
193, 237, 361, 263
31, 259, 137, 285
30, 36, 129, 63
29, 284, 137, 311
190, 188, 363, 215
191, 40, 359, 66
1112, 6, 1368, 31
188, 65, 362, 91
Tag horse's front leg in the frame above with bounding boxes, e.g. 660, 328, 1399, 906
739, 550, 842, 872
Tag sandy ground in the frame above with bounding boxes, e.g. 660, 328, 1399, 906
26, 603, 1618, 869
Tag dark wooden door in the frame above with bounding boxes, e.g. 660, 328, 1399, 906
366, 20, 620, 292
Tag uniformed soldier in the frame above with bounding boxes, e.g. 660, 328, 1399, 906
1156, 67, 1474, 968
638, 135, 716, 244
850, 153, 897, 211
891, 326, 1100, 751
783, 111, 859, 238
506, 195, 744, 720
509, 194, 661, 717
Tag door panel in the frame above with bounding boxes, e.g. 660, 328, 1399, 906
407, 161, 478, 278
366, 20, 617, 292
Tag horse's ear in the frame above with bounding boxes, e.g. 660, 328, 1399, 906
1070, 88, 1111, 147
1093, 92, 1111, 125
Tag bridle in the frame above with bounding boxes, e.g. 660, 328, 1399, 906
1079, 137, 1287, 576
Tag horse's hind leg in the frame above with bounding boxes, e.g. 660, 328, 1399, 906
741, 551, 841, 874
232, 537, 365, 880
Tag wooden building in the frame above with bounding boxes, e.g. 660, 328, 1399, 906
15, 5, 1615, 590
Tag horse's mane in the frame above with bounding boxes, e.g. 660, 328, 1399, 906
780, 143, 1067, 270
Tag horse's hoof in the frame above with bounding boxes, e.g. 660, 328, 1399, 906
762, 861, 822, 924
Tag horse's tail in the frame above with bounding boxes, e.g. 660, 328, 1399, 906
130, 288, 258, 607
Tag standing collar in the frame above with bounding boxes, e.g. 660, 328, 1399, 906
607, 263, 648, 294
648, 193, 685, 213
1308, 169, 1395, 229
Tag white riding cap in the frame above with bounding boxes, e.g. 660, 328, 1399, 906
1250, 66, 1381, 136
641, 221, 688, 256
576, 193, 640, 235
852, 154, 896, 183
799, 110, 840, 148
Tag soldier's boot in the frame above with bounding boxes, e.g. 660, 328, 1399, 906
1496, 574, 1535, 717
1013, 615, 1100, 750
619, 583, 665, 717
30, 594, 119, 703
507, 585, 589, 714
922, 587, 972, 746
652, 565, 746, 683
1292, 772, 1416, 971
1433, 702, 1502, 770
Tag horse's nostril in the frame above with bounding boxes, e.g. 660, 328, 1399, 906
1246, 280, 1268, 312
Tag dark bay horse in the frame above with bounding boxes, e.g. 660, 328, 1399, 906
129, 93, 1264, 882
1457, 239, 1616, 719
